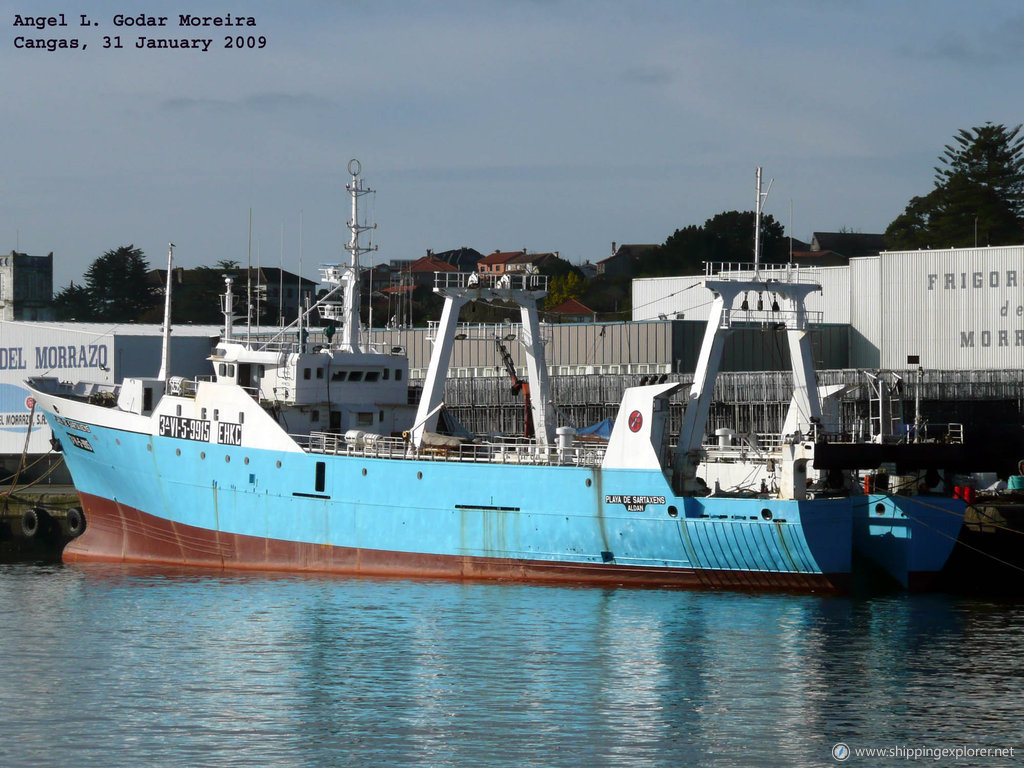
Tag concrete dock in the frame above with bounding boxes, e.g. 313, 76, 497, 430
0, 486, 83, 563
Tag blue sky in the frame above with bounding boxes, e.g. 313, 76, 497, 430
3, 0, 1023, 290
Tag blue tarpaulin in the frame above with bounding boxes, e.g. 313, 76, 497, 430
577, 417, 613, 439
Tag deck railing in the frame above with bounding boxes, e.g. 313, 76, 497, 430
299, 431, 606, 468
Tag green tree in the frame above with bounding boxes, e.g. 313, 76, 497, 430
579, 274, 631, 318
85, 245, 158, 322
637, 210, 788, 276
545, 271, 584, 309
885, 123, 1024, 249
53, 281, 93, 321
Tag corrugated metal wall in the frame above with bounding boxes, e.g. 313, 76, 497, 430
364, 319, 846, 377
875, 246, 1024, 369
849, 256, 882, 367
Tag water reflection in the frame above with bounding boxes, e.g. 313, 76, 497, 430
1, 564, 1022, 767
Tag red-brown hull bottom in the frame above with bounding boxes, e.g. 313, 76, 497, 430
63, 492, 847, 593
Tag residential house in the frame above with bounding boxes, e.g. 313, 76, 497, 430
546, 297, 597, 323
403, 253, 458, 289
428, 247, 485, 272
478, 249, 559, 275
597, 242, 658, 277
809, 232, 886, 262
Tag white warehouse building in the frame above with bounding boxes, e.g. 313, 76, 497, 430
1, 322, 219, 462
632, 245, 1024, 370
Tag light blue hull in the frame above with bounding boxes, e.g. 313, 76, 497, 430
52, 415, 853, 591
853, 493, 965, 589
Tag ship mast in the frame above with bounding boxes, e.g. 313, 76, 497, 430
157, 242, 175, 382
340, 158, 378, 353
753, 166, 772, 279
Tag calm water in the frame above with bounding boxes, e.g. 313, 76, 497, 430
1, 564, 1022, 768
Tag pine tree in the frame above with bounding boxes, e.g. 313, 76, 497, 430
886, 123, 1024, 249
84, 245, 158, 322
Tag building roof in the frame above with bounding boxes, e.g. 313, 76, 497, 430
597, 243, 657, 265
479, 250, 527, 266
509, 251, 558, 266
429, 247, 484, 271
0, 319, 222, 337
810, 232, 886, 258
548, 298, 595, 315
407, 255, 457, 273
791, 250, 850, 268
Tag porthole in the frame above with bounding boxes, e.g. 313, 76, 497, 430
416, 471, 423, 480
760, 508, 773, 521
875, 503, 886, 516
668, 505, 679, 518
244, 457, 250, 465
147, 444, 152, 452
361, 468, 367, 476
276, 460, 282, 468
225, 455, 231, 463
175, 448, 181, 456
585, 478, 592, 487
200, 452, 206, 460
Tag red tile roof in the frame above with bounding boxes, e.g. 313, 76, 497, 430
549, 298, 595, 315
407, 255, 457, 272
478, 250, 526, 266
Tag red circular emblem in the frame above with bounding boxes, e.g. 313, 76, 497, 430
25, 396, 36, 410
628, 410, 643, 432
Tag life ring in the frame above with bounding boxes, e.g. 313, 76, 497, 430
65, 507, 86, 538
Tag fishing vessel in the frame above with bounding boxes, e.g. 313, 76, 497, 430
27, 163, 963, 591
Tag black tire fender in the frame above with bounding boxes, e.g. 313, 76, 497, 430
65, 507, 86, 538
21, 508, 40, 539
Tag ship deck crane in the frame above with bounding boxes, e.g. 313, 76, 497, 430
496, 339, 534, 438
